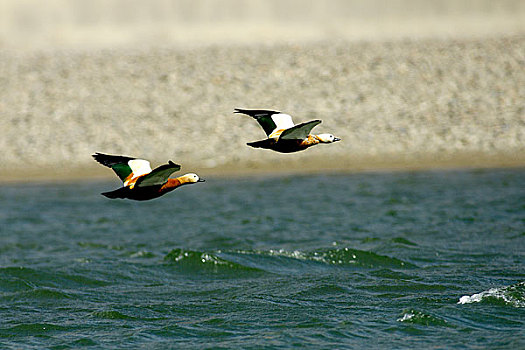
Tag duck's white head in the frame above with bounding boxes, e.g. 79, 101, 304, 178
316, 133, 341, 143
181, 173, 205, 184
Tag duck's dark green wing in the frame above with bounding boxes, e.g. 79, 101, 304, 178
234, 108, 283, 136
92, 152, 135, 181
136, 161, 181, 187
279, 120, 321, 140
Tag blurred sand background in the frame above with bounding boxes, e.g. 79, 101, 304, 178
0, 0, 524, 182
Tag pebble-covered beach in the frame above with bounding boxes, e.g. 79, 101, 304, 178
1, 36, 524, 181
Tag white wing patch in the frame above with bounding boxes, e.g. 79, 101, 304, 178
269, 113, 295, 138
124, 159, 152, 188
271, 113, 295, 130
128, 159, 152, 178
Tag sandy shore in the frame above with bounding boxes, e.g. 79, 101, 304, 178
1, 36, 524, 182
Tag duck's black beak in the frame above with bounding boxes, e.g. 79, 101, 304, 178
198, 178, 206, 182
334, 137, 341, 142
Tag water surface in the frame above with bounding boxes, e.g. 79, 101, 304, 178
1, 169, 524, 348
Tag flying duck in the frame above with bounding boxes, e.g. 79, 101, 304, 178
93, 152, 204, 201
234, 109, 341, 153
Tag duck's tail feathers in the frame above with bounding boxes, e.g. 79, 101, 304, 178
101, 187, 129, 199
247, 139, 275, 149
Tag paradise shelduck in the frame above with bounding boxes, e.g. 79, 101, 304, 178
93, 152, 204, 201
234, 109, 341, 153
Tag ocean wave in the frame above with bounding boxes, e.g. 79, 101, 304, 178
458, 281, 525, 308
163, 249, 265, 273
397, 309, 450, 327
240, 247, 416, 269
0, 323, 68, 337
4, 288, 72, 301
92, 310, 137, 320
0, 266, 110, 292
163, 247, 416, 273
304, 248, 416, 268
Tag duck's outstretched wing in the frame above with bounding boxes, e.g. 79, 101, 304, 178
92, 152, 152, 182
136, 161, 181, 187
279, 120, 322, 140
234, 108, 294, 137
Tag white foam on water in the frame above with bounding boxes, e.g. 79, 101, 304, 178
458, 282, 525, 308
458, 292, 485, 304
397, 312, 415, 322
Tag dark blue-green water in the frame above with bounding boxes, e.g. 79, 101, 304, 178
1, 169, 524, 349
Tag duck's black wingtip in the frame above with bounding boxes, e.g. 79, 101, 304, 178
233, 108, 282, 117
168, 160, 181, 168
92, 151, 109, 160
92, 152, 105, 163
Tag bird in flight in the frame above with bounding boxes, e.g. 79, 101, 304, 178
234, 109, 340, 153
93, 152, 204, 201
